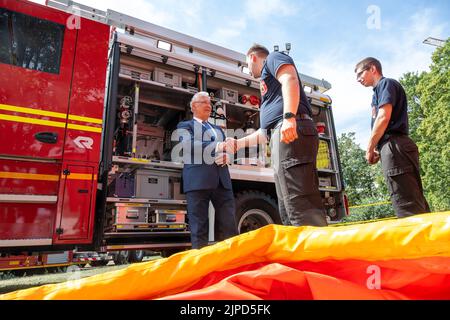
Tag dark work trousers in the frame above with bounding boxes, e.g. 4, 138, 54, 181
379, 134, 430, 218
271, 119, 328, 227
186, 185, 237, 249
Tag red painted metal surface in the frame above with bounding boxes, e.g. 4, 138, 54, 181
0, 254, 40, 271
0, 159, 60, 195
54, 163, 98, 245
0, 0, 110, 247
0, 0, 77, 160
0, 203, 55, 240
0, 251, 76, 271
62, 18, 109, 164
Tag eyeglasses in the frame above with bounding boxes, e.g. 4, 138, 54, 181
356, 66, 370, 80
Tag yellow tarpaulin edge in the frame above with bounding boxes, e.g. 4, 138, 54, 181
2, 212, 449, 300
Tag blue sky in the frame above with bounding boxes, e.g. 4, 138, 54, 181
32, 0, 450, 148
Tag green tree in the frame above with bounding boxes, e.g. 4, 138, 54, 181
338, 133, 376, 203
338, 132, 394, 222
400, 40, 450, 212
400, 72, 426, 143
416, 40, 450, 211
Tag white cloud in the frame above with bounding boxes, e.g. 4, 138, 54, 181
305, 8, 448, 149
376, 8, 447, 79
212, 18, 247, 47
303, 51, 373, 148
244, 0, 299, 21
28, 1, 448, 150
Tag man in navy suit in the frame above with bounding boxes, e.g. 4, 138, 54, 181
176, 92, 238, 249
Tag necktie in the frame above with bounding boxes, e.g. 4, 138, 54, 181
203, 121, 218, 140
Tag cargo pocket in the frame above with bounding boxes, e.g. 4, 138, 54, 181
281, 125, 318, 160
299, 126, 317, 137
281, 156, 318, 196
402, 142, 419, 158
386, 165, 419, 215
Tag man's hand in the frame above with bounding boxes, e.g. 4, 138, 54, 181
216, 138, 236, 154
225, 138, 237, 153
280, 118, 298, 144
366, 148, 380, 165
215, 152, 231, 167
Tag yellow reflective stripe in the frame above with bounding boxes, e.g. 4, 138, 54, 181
0, 103, 67, 120
67, 123, 102, 133
0, 103, 103, 125
0, 114, 66, 129
0, 171, 60, 181
131, 158, 150, 163
61, 173, 97, 181
0, 114, 101, 133
68, 114, 103, 125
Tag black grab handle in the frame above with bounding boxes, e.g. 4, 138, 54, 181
35, 132, 58, 144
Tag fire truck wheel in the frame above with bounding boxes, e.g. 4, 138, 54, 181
113, 250, 130, 265
90, 260, 108, 267
234, 191, 281, 234
160, 248, 184, 258
128, 250, 145, 263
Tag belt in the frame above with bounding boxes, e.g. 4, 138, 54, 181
378, 132, 408, 148
273, 114, 313, 130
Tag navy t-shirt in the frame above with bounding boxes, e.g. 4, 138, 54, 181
371, 77, 409, 136
259, 52, 312, 130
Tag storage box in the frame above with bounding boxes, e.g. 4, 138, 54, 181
135, 169, 170, 199
114, 203, 149, 225
217, 88, 238, 103
155, 209, 186, 224
319, 176, 332, 188
109, 172, 135, 198
172, 179, 186, 200
120, 65, 152, 81
152, 67, 182, 87
136, 137, 164, 160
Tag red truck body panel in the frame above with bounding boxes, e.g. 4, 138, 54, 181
0, 0, 109, 246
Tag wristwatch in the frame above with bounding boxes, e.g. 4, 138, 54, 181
283, 112, 296, 119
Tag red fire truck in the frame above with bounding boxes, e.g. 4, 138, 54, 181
0, 0, 348, 271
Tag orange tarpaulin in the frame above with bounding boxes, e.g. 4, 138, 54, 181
1, 212, 449, 300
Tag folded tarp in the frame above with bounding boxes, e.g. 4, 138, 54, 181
2, 212, 449, 300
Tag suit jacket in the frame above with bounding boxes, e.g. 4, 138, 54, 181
176, 119, 232, 193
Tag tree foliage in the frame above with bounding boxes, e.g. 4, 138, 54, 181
338, 133, 394, 222
400, 39, 450, 212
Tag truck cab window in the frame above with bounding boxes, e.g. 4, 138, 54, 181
0, 8, 64, 75
0, 9, 11, 64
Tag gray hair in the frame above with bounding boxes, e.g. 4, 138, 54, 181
190, 91, 210, 110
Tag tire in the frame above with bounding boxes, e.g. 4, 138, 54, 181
90, 260, 109, 267
128, 250, 145, 263
113, 250, 130, 265
160, 248, 184, 258
234, 191, 281, 234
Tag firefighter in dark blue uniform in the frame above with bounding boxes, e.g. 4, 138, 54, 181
234, 44, 328, 227
355, 57, 430, 217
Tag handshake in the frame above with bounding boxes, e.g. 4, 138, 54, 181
215, 138, 240, 167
